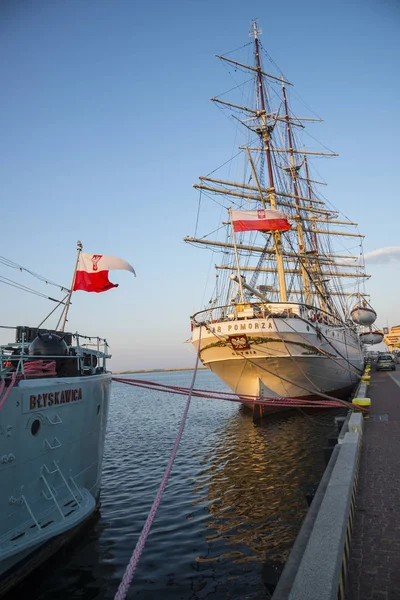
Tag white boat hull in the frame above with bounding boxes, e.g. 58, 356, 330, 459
192, 316, 362, 404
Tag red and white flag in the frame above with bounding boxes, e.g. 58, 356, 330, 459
231, 209, 291, 232
73, 253, 136, 293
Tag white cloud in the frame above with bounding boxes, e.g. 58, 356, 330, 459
364, 247, 400, 265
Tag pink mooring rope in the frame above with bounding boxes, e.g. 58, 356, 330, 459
0, 361, 57, 412
0, 371, 16, 411
111, 377, 368, 412
113, 338, 202, 600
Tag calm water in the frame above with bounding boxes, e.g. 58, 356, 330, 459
10, 370, 343, 599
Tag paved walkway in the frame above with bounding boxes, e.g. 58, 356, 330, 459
346, 370, 400, 600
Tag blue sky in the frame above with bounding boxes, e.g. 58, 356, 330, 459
1, 0, 399, 370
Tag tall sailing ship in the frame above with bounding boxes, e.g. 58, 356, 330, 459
185, 22, 381, 415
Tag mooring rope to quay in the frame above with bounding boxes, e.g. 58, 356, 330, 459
111, 376, 369, 412
113, 330, 203, 600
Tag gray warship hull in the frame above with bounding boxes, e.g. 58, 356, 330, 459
0, 372, 112, 591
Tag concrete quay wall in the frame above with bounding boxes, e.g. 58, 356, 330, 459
271, 374, 369, 600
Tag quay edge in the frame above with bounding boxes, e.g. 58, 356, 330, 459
270, 372, 369, 600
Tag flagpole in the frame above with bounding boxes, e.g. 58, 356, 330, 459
229, 209, 245, 304
59, 240, 83, 332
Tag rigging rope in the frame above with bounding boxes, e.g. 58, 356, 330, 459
0, 256, 69, 292
281, 314, 362, 377
0, 275, 65, 304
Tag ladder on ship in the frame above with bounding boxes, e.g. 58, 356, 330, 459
0, 460, 96, 561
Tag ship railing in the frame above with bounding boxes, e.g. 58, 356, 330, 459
190, 302, 346, 328
0, 326, 111, 379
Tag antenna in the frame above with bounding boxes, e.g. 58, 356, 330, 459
59, 240, 83, 332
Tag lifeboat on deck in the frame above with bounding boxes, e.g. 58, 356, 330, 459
359, 331, 384, 345
351, 304, 377, 326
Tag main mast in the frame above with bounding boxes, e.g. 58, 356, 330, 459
252, 22, 287, 302
184, 22, 369, 319
281, 81, 311, 304
303, 154, 327, 312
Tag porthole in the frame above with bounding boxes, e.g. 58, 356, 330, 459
306, 325, 310, 331
31, 419, 41, 436
97, 405, 101, 416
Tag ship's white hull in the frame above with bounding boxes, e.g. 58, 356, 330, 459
0, 373, 112, 591
192, 316, 362, 406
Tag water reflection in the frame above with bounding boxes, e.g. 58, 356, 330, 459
5, 371, 344, 600
193, 407, 341, 564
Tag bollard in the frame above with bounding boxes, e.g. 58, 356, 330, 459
352, 397, 371, 407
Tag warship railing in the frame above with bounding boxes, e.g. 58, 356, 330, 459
0, 327, 111, 378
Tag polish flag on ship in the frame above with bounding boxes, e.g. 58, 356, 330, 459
231, 209, 291, 232
73, 253, 136, 293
